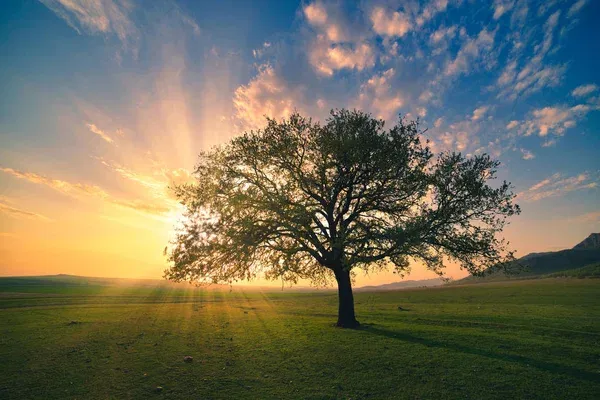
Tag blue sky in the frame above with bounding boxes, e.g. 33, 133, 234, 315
0, 0, 599, 282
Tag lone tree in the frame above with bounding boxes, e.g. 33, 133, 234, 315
165, 109, 520, 328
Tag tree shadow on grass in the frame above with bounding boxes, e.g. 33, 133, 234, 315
360, 325, 600, 383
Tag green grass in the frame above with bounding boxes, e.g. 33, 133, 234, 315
1, 277, 599, 399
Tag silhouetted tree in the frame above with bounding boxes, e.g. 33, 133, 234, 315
165, 109, 520, 328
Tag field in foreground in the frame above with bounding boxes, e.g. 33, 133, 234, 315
0, 277, 599, 399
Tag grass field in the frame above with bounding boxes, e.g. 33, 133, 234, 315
1, 277, 599, 399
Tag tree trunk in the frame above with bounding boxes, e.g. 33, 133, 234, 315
334, 269, 360, 328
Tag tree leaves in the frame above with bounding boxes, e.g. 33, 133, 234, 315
164, 109, 520, 285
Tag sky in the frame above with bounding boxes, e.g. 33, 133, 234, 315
0, 0, 599, 286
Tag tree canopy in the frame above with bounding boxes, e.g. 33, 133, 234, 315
165, 109, 520, 327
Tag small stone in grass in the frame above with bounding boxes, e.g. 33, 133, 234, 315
184, 356, 193, 363
154, 386, 163, 393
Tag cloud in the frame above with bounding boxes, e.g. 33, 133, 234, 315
542, 138, 557, 147
516, 104, 595, 137
416, 0, 449, 26
86, 123, 115, 144
517, 172, 597, 202
571, 84, 598, 97
233, 64, 305, 131
40, 0, 200, 60
434, 118, 481, 153
496, 10, 567, 100
40, 0, 139, 55
471, 106, 489, 121
529, 173, 560, 192
492, 0, 514, 20
444, 28, 495, 77
355, 69, 403, 120
569, 210, 600, 223
497, 60, 517, 86
304, 2, 328, 26
1, 167, 108, 197
162, 167, 194, 187
437, 130, 470, 152
370, 7, 412, 38
95, 157, 193, 201
301, 2, 374, 76
304, 2, 347, 42
430, 25, 456, 44
115, 165, 163, 191
510, 65, 565, 99
0, 201, 52, 221
308, 36, 375, 76
109, 198, 171, 215
520, 148, 535, 160
506, 120, 519, 129
567, 0, 588, 18
252, 42, 272, 59
0, 232, 19, 238
0, 167, 170, 216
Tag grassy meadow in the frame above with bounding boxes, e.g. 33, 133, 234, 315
1, 277, 599, 399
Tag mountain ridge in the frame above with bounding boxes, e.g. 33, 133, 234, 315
461, 233, 600, 282
573, 233, 600, 249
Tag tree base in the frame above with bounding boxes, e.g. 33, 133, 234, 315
335, 319, 361, 329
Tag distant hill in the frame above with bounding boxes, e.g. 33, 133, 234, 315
461, 233, 600, 282
520, 251, 554, 260
356, 278, 444, 292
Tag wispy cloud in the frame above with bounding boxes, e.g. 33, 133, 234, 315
0, 200, 52, 221
506, 120, 519, 129
517, 172, 598, 202
370, 7, 412, 38
40, 0, 200, 60
40, 0, 139, 56
354, 68, 404, 121
230, 0, 593, 164
471, 106, 489, 121
95, 157, 193, 201
309, 39, 375, 76
433, 118, 482, 153
509, 103, 596, 137
492, 0, 514, 20
416, 0, 449, 26
520, 148, 535, 160
496, 10, 566, 100
542, 138, 557, 147
444, 28, 495, 77
429, 25, 457, 45
86, 123, 115, 144
567, 0, 589, 18
568, 210, 600, 223
1, 167, 108, 197
304, 2, 328, 27
571, 84, 598, 97
0, 232, 19, 239
0, 167, 170, 216
303, 2, 375, 76
233, 64, 306, 131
